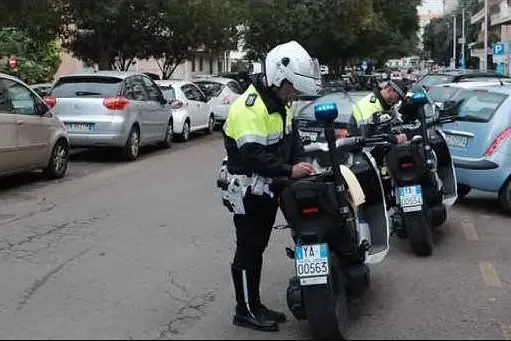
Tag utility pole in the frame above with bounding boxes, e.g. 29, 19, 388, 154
453, 14, 457, 68
484, 0, 489, 71
462, 6, 466, 69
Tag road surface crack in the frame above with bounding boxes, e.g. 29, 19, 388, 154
157, 274, 218, 339
0, 214, 109, 254
16, 246, 94, 311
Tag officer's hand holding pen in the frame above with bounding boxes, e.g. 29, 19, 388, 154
291, 162, 314, 179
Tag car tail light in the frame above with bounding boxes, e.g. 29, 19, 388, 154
43, 96, 57, 109
484, 127, 511, 156
302, 207, 319, 215
401, 162, 414, 169
222, 95, 231, 104
170, 100, 184, 110
103, 96, 130, 110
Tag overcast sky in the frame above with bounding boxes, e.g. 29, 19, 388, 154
418, 0, 459, 14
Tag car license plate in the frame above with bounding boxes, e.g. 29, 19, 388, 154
298, 130, 319, 142
445, 134, 468, 148
65, 123, 94, 132
295, 244, 329, 285
399, 185, 423, 211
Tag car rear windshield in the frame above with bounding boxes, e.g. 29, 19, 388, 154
451, 90, 508, 122
158, 86, 176, 101
194, 81, 225, 98
51, 76, 123, 98
427, 86, 461, 103
416, 74, 456, 88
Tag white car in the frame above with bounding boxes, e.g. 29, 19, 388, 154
193, 77, 243, 127
155, 80, 214, 142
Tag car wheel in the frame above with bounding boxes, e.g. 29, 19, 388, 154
161, 119, 173, 149
177, 120, 190, 142
43, 139, 69, 179
205, 114, 215, 135
498, 179, 511, 215
122, 126, 140, 161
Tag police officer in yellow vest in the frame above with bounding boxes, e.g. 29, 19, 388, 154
342, 80, 409, 143
222, 41, 321, 332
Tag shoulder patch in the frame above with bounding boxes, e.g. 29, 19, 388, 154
245, 94, 257, 107
369, 95, 377, 103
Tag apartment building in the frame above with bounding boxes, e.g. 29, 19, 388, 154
470, 0, 511, 69
55, 50, 232, 80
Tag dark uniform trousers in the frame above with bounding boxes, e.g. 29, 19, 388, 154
231, 193, 278, 313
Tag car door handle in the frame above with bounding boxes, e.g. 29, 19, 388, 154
16, 120, 24, 125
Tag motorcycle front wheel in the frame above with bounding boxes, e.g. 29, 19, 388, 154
302, 252, 348, 340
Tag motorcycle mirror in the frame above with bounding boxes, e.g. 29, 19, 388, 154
314, 102, 338, 125
439, 100, 459, 118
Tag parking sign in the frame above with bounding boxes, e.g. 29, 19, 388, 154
493, 42, 506, 63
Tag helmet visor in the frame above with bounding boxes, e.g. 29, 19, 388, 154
289, 58, 322, 95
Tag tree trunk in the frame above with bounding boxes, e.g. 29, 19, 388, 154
97, 53, 111, 70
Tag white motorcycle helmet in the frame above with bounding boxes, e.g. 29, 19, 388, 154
264, 40, 321, 95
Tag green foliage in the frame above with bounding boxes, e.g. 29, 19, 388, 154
0, 28, 60, 84
241, 0, 421, 71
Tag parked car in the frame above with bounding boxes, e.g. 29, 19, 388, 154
46, 71, 173, 161
427, 81, 511, 108
30, 82, 53, 97
155, 79, 214, 142
0, 73, 69, 179
193, 77, 243, 128
412, 70, 510, 92
215, 72, 252, 92
441, 86, 511, 214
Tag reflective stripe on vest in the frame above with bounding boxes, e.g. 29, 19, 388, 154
224, 85, 292, 148
352, 94, 384, 126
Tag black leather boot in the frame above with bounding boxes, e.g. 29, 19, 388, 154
231, 265, 279, 332
253, 262, 287, 323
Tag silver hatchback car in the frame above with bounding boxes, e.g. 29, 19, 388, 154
46, 72, 173, 161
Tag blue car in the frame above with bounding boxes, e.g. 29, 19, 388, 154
442, 86, 511, 214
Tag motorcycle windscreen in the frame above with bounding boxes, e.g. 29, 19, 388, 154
354, 151, 391, 264
294, 91, 360, 143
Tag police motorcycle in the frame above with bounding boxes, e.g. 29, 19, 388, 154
217, 92, 394, 339
270, 96, 394, 339
365, 91, 459, 256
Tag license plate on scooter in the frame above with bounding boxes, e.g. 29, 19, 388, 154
399, 185, 423, 212
295, 244, 329, 286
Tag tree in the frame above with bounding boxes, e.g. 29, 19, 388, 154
0, 28, 61, 84
58, 0, 161, 70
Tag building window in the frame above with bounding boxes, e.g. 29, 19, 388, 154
218, 60, 223, 73
191, 57, 196, 72
209, 58, 213, 74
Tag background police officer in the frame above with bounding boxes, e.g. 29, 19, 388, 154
337, 80, 409, 142
222, 41, 321, 332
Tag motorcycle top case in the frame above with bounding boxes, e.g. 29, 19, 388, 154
279, 180, 345, 243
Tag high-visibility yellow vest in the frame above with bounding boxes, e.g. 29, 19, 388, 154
352, 93, 384, 125
224, 85, 292, 148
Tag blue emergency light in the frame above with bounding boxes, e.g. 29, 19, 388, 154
314, 102, 338, 123
410, 91, 428, 105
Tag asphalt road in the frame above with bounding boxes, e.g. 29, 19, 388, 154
0, 131, 510, 340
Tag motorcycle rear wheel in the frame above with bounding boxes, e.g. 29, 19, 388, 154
302, 252, 347, 340
404, 210, 433, 256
